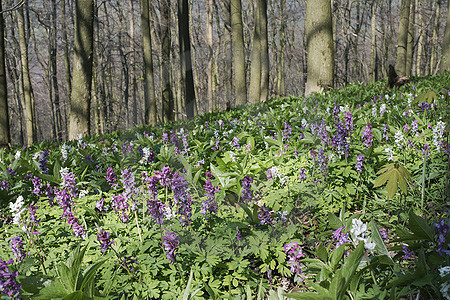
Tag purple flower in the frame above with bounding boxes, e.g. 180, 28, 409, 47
236, 227, 242, 241
317, 147, 328, 175
0, 258, 21, 298
97, 229, 114, 253
10, 236, 25, 262
154, 166, 173, 187
422, 144, 430, 161
258, 205, 274, 225
143, 172, 159, 201
27, 202, 40, 233
120, 168, 139, 201
344, 112, 354, 132
311, 121, 331, 145
67, 215, 86, 239
201, 180, 220, 215
31, 176, 43, 195
382, 124, 389, 141
171, 172, 192, 226
362, 123, 374, 148
284, 242, 306, 275
332, 226, 350, 247
434, 219, 449, 255
121, 142, 133, 157
38, 150, 50, 174
111, 194, 129, 222
283, 122, 292, 141
122, 256, 138, 273
96, 198, 108, 211
56, 188, 75, 218
402, 244, 414, 259
147, 199, 166, 225
299, 169, 307, 182
355, 154, 365, 173
241, 176, 254, 201
332, 122, 350, 157
162, 229, 179, 264
379, 228, 389, 241
232, 136, 241, 149
411, 120, 418, 134
0, 180, 10, 191
106, 167, 118, 189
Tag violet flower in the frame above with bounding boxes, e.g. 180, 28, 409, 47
201, 180, 220, 215
10, 236, 25, 262
434, 219, 449, 255
362, 123, 374, 148
171, 172, 192, 226
355, 154, 365, 173
106, 167, 118, 189
332, 226, 350, 247
298, 169, 307, 182
147, 199, 166, 225
241, 176, 254, 201
258, 205, 274, 225
0, 258, 21, 298
97, 229, 115, 253
284, 242, 306, 275
162, 229, 179, 264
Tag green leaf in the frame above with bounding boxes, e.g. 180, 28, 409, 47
330, 245, 345, 271
369, 221, 393, 263
316, 245, 328, 262
328, 214, 343, 230
329, 269, 345, 299
34, 279, 68, 299
57, 262, 75, 293
284, 292, 332, 300
62, 290, 83, 300
408, 211, 434, 241
80, 260, 106, 297
342, 242, 364, 283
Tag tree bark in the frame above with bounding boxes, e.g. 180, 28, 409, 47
396, 0, 410, 75
276, 0, 286, 96
305, 0, 334, 96
69, 0, 94, 139
406, 0, 415, 76
160, 0, 174, 122
140, 0, 157, 125
442, 0, 450, 72
249, 1, 261, 103
416, 0, 424, 76
259, 0, 269, 102
17, 2, 35, 145
50, 0, 62, 140
207, 0, 215, 112
230, 0, 247, 106
370, 0, 377, 82
430, 0, 441, 74
129, 0, 138, 127
0, 0, 10, 147
178, 0, 196, 118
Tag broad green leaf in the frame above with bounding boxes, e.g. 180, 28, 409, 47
57, 262, 75, 293
369, 221, 392, 263
408, 211, 434, 241
329, 269, 345, 299
386, 170, 398, 199
330, 245, 345, 270
284, 292, 332, 300
62, 290, 83, 300
80, 260, 106, 297
316, 245, 328, 262
34, 279, 68, 299
342, 242, 364, 283
328, 214, 343, 230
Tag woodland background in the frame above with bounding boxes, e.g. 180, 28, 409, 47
0, 0, 449, 145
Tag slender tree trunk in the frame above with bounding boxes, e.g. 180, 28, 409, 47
442, 0, 450, 72
305, 0, 334, 96
17, 3, 34, 145
129, 0, 137, 127
50, 0, 62, 141
140, 0, 157, 125
396, 0, 410, 75
249, 1, 261, 103
161, 0, 174, 122
69, 0, 94, 139
277, 0, 286, 96
259, 0, 269, 102
416, 0, 424, 76
61, 0, 71, 139
207, 0, 214, 112
0, 0, 10, 147
430, 0, 441, 74
231, 0, 247, 106
218, 0, 232, 110
406, 0, 415, 76
370, 0, 377, 82
178, 0, 196, 118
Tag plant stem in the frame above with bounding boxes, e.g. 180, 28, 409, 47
421, 156, 427, 208
134, 210, 143, 242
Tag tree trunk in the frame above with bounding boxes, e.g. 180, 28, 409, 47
0, 0, 10, 147
230, 0, 247, 106
207, 0, 215, 112
140, 0, 157, 125
406, 0, 415, 76
416, 0, 424, 76
50, 0, 62, 141
178, 0, 196, 118
370, 0, 377, 82
396, 0, 410, 75
442, 0, 450, 72
259, 0, 269, 102
218, 0, 232, 110
430, 0, 441, 74
17, 3, 35, 145
305, 0, 334, 96
249, 1, 261, 103
277, 0, 286, 96
129, 0, 138, 127
161, 0, 173, 122
69, 0, 94, 139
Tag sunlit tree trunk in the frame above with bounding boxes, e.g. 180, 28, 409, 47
178, 0, 196, 118
416, 0, 424, 76
406, 0, 415, 76
207, 0, 215, 112
50, 0, 62, 140
249, 1, 261, 103
160, 0, 174, 122
442, 0, 450, 72
259, 0, 269, 102
0, 0, 10, 147
276, 0, 286, 96
305, 0, 334, 96
430, 0, 441, 74
370, 0, 377, 82
69, 0, 94, 139
17, 2, 35, 145
140, 0, 157, 125
396, 0, 410, 75
231, 0, 247, 106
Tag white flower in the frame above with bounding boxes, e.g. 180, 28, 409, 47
61, 144, 69, 161
372, 106, 377, 117
78, 190, 88, 198
441, 281, 450, 300
229, 151, 237, 162
60, 167, 70, 177
364, 239, 376, 252
301, 118, 308, 128
394, 131, 404, 148
440, 266, 450, 277
164, 206, 176, 220
385, 147, 394, 161
268, 166, 279, 178
433, 121, 446, 153
139, 147, 152, 164
379, 104, 388, 116
14, 151, 21, 160
351, 219, 368, 237
32, 152, 40, 160
10, 196, 25, 226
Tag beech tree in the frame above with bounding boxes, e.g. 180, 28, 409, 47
305, 0, 334, 96
0, 0, 10, 147
231, 0, 247, 106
